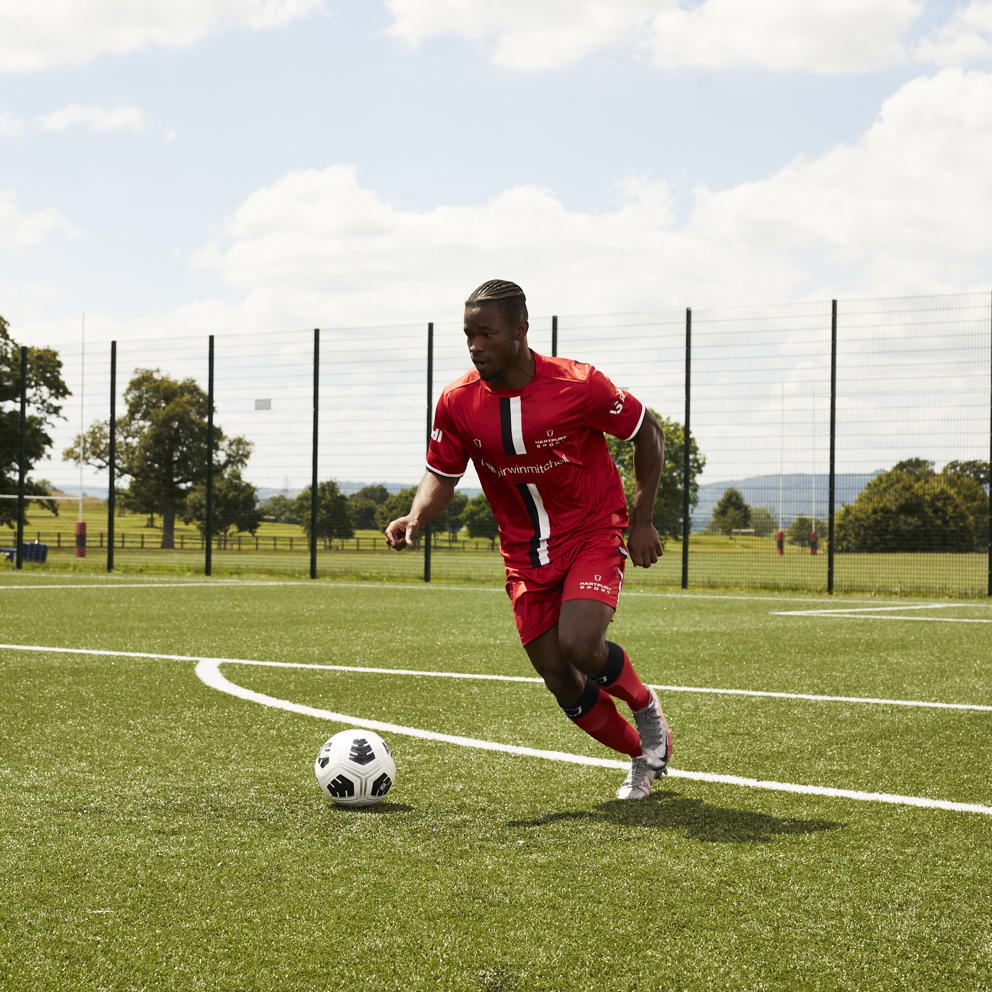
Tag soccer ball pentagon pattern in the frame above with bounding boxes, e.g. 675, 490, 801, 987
314, 729, 396, 808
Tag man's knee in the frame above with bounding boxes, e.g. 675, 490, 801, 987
557, 624, 607, 670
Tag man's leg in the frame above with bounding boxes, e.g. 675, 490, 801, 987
557, 599, 672, 775
524, 622, 641, 758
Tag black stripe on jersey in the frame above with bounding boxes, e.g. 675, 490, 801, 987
517, 483, 544, 569
499, 398, 516, 455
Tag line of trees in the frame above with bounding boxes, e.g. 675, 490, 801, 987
258, 484, 500, 548
835, 459, 989, 553
4, 318, 988, 559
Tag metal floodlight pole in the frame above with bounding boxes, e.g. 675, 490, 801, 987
682, 308, 691, 590
988, 289, 992, 597
107, 342, 117, 572
310, 328, 320, 581
15, 346, 27, 570
424, 322, 434, 583
827, 300, 838, 596
205, 334, 215, 577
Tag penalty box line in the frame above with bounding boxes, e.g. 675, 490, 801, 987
2, 641, 991, 818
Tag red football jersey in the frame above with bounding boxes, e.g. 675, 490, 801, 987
426, 352, 645, 569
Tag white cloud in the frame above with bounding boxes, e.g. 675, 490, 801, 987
0, 0, 324, 73
385, 0, 923, 72
917, 0, 992, 64
689, 68, 992, 293
0, 110, 26, 138
191, 68, 992, 328
37, 103, 146, 134
0, 191, 78, 245
386, 0, 660, 70
647, 0, 922, 73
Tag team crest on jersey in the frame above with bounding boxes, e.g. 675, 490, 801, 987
534, 426, 569, 449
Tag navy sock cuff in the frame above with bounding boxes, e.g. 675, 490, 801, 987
593, 641, 626, 688
560, 678, 600, 720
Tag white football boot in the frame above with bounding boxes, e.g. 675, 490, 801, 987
632, 688, 672, 773
615, 755, 658, 800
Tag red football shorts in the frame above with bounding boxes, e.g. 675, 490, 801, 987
504, 529, 629, 645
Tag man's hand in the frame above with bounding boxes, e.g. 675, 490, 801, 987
627, 520, 663, 567
384, 515, 420, 550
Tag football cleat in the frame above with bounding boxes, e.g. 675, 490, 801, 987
633, 688, 672, 772
615, 755, 658, 800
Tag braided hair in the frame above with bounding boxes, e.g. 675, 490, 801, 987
465, 279, 528, 325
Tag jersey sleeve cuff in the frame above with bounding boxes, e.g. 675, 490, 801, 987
621, 402, 646, 442
426, 461, 463, 480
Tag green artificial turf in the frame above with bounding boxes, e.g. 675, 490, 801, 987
1, 578, 990, 991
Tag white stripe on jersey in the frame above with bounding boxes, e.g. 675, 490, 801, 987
525, 483, 551, 566
509, 396, 526, 454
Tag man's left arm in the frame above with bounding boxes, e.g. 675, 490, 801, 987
628, 409, 665, 567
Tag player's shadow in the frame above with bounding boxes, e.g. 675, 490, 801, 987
508, 787, 844, 844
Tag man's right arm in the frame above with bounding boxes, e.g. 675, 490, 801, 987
384, 471, 458, 549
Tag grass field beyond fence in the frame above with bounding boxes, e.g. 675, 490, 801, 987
4, 506, 989, 598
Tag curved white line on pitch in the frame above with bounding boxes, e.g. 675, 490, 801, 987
196, 659, 992, 818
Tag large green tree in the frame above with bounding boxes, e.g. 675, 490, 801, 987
463, 493, 498, 548
606, 410, 705, 538
294, 480, 353, 543
183, 470, 263, 538
432, 490, 468, 542
712, 487, 751, 535
65, 368, 251, 548
0, 316, 69, 526
835, 459, 988, 553
348, 484, 390, 530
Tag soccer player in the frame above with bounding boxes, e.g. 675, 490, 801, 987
385, 279, 672, 799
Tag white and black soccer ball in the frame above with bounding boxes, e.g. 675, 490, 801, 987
314, 729, 396, 808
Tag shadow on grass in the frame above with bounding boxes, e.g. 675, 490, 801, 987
320, 800, 416, 815
509, 787, 845, 843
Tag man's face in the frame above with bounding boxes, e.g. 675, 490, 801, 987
463, 302, 525, 384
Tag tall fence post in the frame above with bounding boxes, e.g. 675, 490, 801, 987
310, 328, 320, 580
988, 290, 991, 597
205, 334, 215, 577
424, 322, 434, 583
15, 346, 27, 570
827, 299, 838, 595
551, 315, 558, 357
682, 308, 691, 589
107, 341, 117, 572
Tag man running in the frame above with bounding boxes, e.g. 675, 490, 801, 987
385, 279, 672, 799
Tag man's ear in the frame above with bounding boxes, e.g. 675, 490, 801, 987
515, 320, 529, 341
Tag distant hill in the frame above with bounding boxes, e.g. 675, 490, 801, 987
692, 471, 882, 531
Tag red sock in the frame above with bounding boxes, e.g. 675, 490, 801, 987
595, 642, 651, 711
569, 684, 642, 758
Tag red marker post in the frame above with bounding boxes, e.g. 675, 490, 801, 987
75, 520, 86, 558
775, 530, 784, 556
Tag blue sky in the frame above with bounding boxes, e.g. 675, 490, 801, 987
3, 0, 991, 347
2, 1, 991, 493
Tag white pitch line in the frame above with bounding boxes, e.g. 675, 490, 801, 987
775, 604, 992, 623
2, 644, 991, 712
0, 580, 317, 592
195, 659, 992, 818
1, 641, 990, 816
